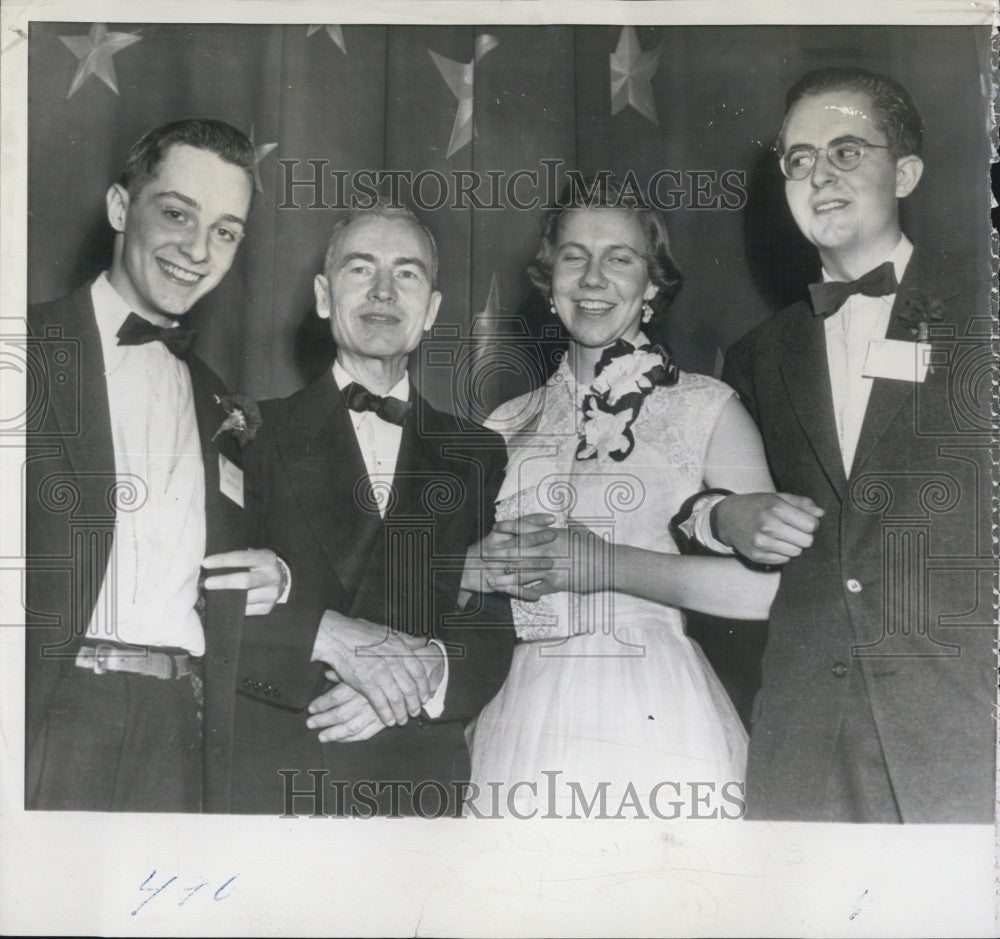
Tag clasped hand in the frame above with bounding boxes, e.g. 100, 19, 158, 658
464, 513, 609, 601
712, 492, 823, 564
306, 611, 444, 743
202, 548, 284, 615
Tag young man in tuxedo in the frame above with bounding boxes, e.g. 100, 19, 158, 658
231, 200, 516, 816
26, 119, 285, 812
679, 67, 994, 822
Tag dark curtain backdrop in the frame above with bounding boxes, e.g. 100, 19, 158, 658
29, 22, 991, 411
26, 21, 992, 725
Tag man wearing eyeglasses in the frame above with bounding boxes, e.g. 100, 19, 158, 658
676, 67, 993, 822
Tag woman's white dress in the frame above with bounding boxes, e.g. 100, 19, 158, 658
468, 356, 748, 815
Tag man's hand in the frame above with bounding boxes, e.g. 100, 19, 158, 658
306, 678, 388, 743
483, 516, 610, 601
460, 513, 557, 594
202, 548, 285, 615
311, 611, 434, 727
711, 493, 824, 564
305, 639, 445, 743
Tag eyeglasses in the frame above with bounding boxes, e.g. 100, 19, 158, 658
777, 136, 893, 180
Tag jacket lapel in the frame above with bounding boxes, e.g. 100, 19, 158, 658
187, 356, 246, 554
850, 247, 962, 478
40, 285, 116, 491
32, 286, 117, 630
181, 356, 250, 813
276, 372, 382, 600
392, 388, 440, 518
350, 388, 440, 627
779, 304, 848, 499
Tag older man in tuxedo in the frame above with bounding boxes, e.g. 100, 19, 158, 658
26, 119, 285, 813
231, 200, 515, 816
679, 67, 994, 822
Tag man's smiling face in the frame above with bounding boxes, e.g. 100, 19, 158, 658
781, 89, 911, 270
106, 143, 252, 319
315, 213, 441, 373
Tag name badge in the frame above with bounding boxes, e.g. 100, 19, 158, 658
218, 453, 244, 508
862, 339, 931, 383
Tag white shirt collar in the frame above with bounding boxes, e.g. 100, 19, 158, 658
821, 234, 913, 285
332, 359, 410, 402
91, 272, 189, 371
91, 271, 138, 344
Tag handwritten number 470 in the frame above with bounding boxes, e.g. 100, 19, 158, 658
131, 871, 237, 916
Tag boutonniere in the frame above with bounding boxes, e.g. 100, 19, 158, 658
576, 337, 678, 462
212, 393, 261, 446
896, 293, 946, 343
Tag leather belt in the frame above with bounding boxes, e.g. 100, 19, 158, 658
75, 642, 193, 681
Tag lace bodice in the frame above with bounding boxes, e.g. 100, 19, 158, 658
487, 358, 734, 640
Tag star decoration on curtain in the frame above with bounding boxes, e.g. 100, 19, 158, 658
609, 26, 662, 125
249, 124, 278, 194
429, 34, 499, 158
307, 25, 346, 54
60, 23, 142, 98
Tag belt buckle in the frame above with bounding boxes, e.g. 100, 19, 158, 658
92, 643, 115, 675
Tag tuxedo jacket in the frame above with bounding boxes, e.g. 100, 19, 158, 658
25, 282, 249, 810
230, 372, 515, 815
722, 246, 995, 822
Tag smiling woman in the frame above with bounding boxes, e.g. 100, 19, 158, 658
463, 177, 785, 816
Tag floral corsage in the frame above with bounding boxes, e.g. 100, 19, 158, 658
212, 393, 262, 446
576, 337, 678, 461
895, 291, 946, 343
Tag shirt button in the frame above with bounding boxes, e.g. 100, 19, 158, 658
845, 578, 862, 594
831, 662, 848, 678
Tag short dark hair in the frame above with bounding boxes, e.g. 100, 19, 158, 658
528, 175, 683, 328
120, 118, 256, 198
779, 66, 923, 158
323, 197, 440, 288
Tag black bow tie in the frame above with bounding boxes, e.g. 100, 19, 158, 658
808, 261, 898, 318
116, 311, 198, 359
343, 381, 412, 427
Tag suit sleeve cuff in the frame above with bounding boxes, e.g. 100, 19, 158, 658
422, 639, 449, 718
669, 488, 735, 556
685, 494, 735, 554
275, 555, 292, 604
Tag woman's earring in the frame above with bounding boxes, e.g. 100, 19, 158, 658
549, 298, 558, 317
641, 300, 654, 324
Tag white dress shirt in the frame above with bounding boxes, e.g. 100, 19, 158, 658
681, 236, 914, 554
86, 273, 206, 655
330, 360, 448, 716
823, 235, 913, 474
333, 360, 408, 518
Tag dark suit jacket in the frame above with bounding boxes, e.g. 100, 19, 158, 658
230, 371, 515, 816
723, 246, 995, 822
25, 282, 249, 811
